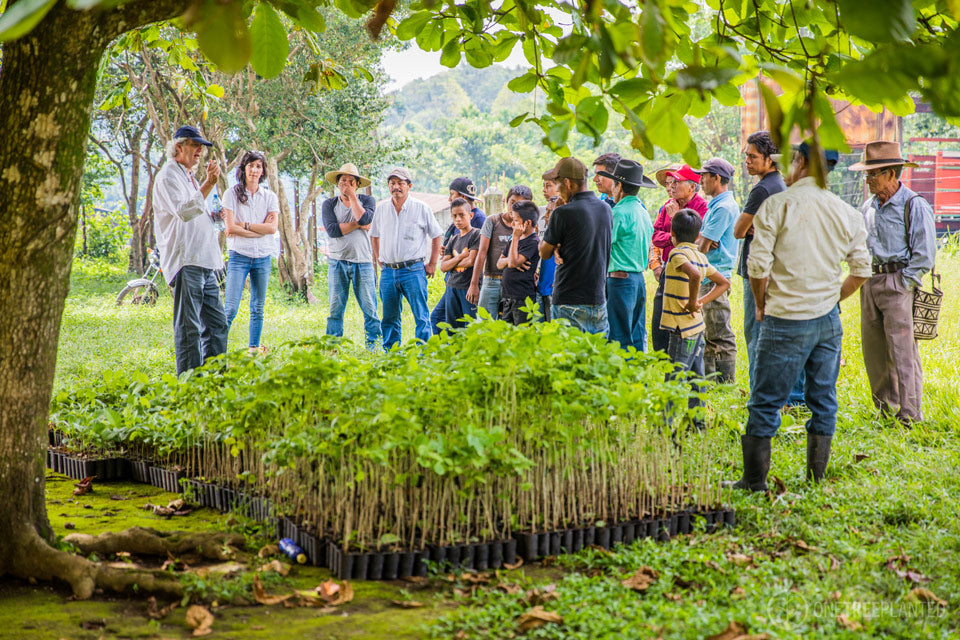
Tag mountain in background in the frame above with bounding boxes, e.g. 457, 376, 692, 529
384, 65, 537, 129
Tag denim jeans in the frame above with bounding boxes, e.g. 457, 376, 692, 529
606, 272, 646, 352
172, 265, 228, 375
746, 307, 843, 438
650, 270, 669, 352
380, 262, 432, 350
667, 330, 706, 418
744, 278, 805, 404
224, 251, 271, 348
554, 303, 609, 335
443, 287, 477, 329
325, 259, 381, 349
478, 276, 502, 319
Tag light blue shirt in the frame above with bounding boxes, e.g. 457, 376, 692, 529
701, 189, 739, 278
861, 184, 936, 288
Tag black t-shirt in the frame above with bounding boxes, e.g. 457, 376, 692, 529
444, 229, 481, 289
737, 171, 787, 278
542, 191, 612, 305
500, 233, 541, 301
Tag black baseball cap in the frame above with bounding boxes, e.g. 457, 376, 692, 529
173, 125, 213, 147
448, 176, 479, 201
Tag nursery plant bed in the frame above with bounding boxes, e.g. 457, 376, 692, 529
148, 465, 184, 493
329, 538, 518, 581
55, 453, 130, 481
129, 459, 151, 484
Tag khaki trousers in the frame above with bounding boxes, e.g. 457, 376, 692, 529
699, 281, 737, 380
860, 273, 923, 421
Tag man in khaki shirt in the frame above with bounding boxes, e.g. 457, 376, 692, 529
728, 142, 871, 492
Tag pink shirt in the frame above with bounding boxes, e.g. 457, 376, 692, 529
651, 193, 708, 263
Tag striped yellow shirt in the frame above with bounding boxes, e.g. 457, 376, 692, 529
660, 242, 717, 338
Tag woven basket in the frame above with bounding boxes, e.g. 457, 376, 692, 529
913, 272, 942, 341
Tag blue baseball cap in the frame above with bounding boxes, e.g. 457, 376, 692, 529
173, 125, 213, 147
796, 141, 839, 172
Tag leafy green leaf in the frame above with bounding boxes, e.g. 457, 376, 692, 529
440, 37, 461, 67
645, 94, 690, 153
837, 0, 915, 43
640, 0, 665, 67
195, 0, 252, 73
395, 12, 431, 40
673, 66, 738, 92
250, 3, 288, 79
205, 83, 225, 98
0, 0, 56, 42
575, 96, 609, 143
507, 71, 539, 94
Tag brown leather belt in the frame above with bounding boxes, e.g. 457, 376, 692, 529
608, 270, 634, 279
872, 261, 907, 275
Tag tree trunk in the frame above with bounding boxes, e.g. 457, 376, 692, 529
267, 156, 317, 303
0, 0, 190, 596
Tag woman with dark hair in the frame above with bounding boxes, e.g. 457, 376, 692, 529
222, 151, 279, 353
467, 185, 533, 319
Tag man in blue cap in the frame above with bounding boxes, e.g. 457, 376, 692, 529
727, 141, 872, 491
153, 125, 228, 375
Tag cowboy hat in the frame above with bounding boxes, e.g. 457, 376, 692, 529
848, 141, 918, 171
596, 159, 657, 189
653, 162, 683, 187
325, 162, 372, 188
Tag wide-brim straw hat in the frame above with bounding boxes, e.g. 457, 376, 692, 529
325, 163, 372, 188
848, 141, 919, 171
654, 162, 684, 187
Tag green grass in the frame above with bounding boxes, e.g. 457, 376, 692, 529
33, 245, 960, 638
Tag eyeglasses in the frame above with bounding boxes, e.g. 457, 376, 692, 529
865, 168, 891, 178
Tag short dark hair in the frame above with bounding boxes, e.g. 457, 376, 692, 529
671, 208, 702, 243
747, 131, 779, 163
593, 152, 621, 173
450, 197, 471, 212
562, 177, 586, 192
711, 173, 730, 186
507, 184, 533, 201
511, 200, 540, 227
619, 183, 641, 196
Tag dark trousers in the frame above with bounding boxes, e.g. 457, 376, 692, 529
443, 286, 477, 329
501, 297, 535, 325
172, 265, 228, 375
651, 270, 670, 352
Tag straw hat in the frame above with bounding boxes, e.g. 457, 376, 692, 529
654, 162, 683, 187
848, 141, 918, 171
324, 163, 372, 188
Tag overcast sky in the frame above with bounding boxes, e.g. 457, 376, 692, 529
380, 46, 530, 91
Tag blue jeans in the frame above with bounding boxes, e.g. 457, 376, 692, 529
746, 307, 843, 438
651, 270, 669, 352
325, 259, 381, 349
443, 287, 476, 329
224, 251, 271, 348
667, 330, 706, 419
606, 273, 646, 352
380, 262, 432, 350
554, 303, 609, 335
744, 278, 804, 404
173, 265, 228, 375
478, 276, 502, 319
536, 294, 551, 322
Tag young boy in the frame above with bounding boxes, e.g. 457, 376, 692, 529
661, 209, 730, 420
497, 200, 542, 325
440, 198, 481, 329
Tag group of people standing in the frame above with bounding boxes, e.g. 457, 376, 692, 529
154, 124, 938, 492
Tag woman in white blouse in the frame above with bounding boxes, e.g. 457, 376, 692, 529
222, 151, 279, 353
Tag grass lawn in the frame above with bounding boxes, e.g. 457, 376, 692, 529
14, 243, 960, 638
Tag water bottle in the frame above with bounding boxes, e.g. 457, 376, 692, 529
211, 192, 226, 232
278, 537, 307, 564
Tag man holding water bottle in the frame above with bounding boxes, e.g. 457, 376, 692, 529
154, 125, 229, 375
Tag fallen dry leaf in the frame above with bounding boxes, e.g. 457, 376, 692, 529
258, 544, 279, 558
664, 592, 682, 601
391, 600, 425, 608
908, 587, 948, 607
499, 582, 524, 595
167, 498, 185, 510
516, 606, 563, 632
145, 597, 179, 620
458, 572, 492, 585
257, 559, 291, 576
73, 477, 95, 496
316, 580, 354, 606
502, 558, 524, 570
621, 566, 659, 592
185, 605, 214, 637
792, 539, 814, 553
730, 586, 745, 596
726, 553, 753, 566
705, 621, 771, 640
524, 584, 559, 606
253, 575, 294, 606
837, 613, 862, 631
854, 453, 870, 463
771, 475, 787, 495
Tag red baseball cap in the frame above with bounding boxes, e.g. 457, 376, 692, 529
665, 164, 701, 184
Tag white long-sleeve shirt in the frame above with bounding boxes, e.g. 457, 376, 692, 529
747, 176, 872, 320
153, 160, 223, 283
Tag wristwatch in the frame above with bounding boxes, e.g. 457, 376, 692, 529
244, 222, 250, 231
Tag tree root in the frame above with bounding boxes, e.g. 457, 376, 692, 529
7, 525, 244, 600
64, 526, 245, 561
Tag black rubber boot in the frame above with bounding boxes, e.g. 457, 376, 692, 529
716, 358, 737, 384
724, 435, 771, 491
806, 433, 833, 483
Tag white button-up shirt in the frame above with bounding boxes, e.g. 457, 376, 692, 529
153, 160, 223, 284
747, 176, 872, 320
222, 185, 280, 259
370, 195, 442, 264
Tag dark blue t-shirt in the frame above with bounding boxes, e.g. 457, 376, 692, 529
501, 233, 541, 301
737, 171, 786, 278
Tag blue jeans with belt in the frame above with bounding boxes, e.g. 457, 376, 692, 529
224, 251, 271, 348
326, 259, 381, 349
606, 272, 646, 352
554, 303, 609, 335
746, 307, 843, 438
380, 262, 431, 350
744, 278, 805, 404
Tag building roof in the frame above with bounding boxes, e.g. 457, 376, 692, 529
378, 191, 450, 215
